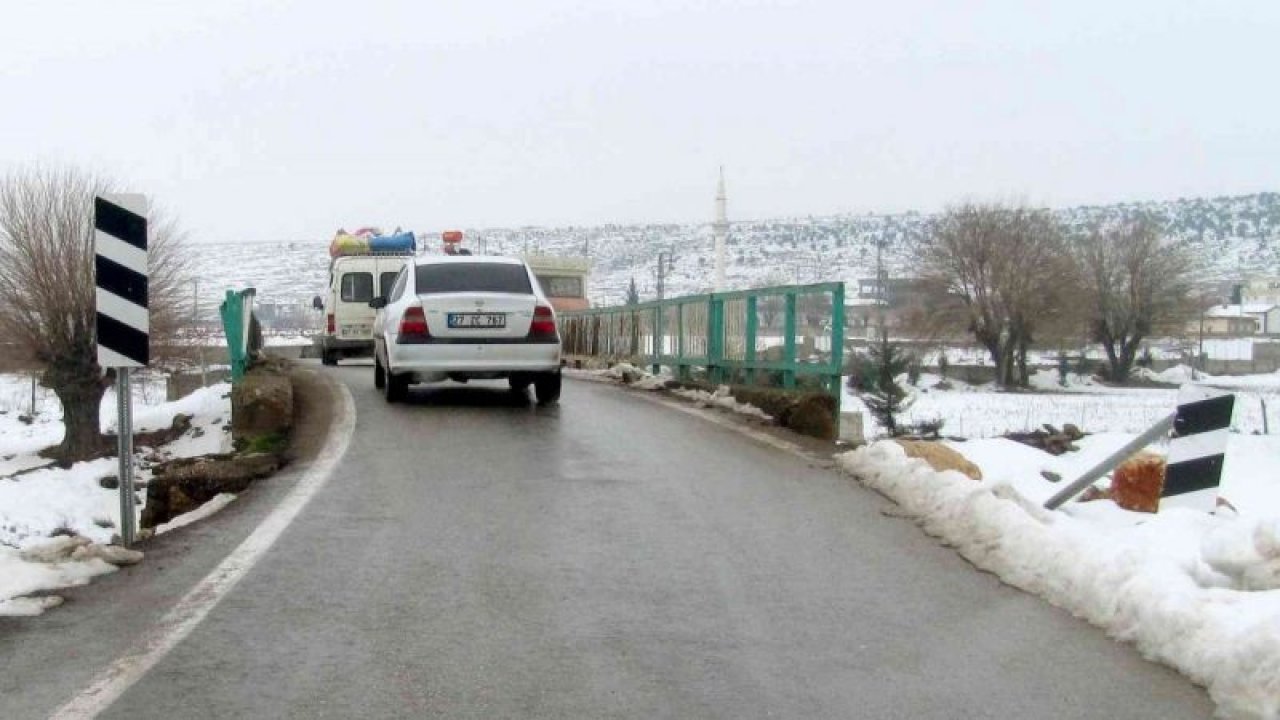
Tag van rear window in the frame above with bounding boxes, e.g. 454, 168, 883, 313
415, 263, 532, 294
340, 272, 374, 302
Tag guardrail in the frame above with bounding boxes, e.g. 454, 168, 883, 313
559, 282, 846, 402
219, 288, 257, 383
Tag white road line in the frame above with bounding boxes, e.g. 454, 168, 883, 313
49, 373, 356, 720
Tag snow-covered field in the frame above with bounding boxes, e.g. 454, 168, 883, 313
0, 374, 233, 616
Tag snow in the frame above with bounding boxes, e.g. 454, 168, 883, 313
837, 437, 1280, 719
155, 493, 237, 535
585, 364, 774, 419
0, 374, 234, 615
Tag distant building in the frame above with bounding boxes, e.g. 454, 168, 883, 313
1194, 304, 1280, 336
846, 277, 945, 339
1241, 276, 1280, 306
855, 276, 931, 307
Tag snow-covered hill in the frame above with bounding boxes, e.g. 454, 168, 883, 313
189, 192, 1280, 320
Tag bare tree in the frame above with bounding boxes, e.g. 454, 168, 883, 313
1069, 214, 1197, 383
919, 203, 1072, 387
0, 167, 190, 464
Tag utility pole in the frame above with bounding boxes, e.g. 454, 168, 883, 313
875, 237, 888, 336
713, 166, 728, 291
656, 250, 675, 301
194, 279, 207, 387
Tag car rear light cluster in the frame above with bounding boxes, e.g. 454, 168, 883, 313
529, 305, 557, 340
397, 305, 431, 343
326, 313, 335, 334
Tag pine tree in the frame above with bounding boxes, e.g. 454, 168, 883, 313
626, 276, 640, 305
860, 331, 912, 436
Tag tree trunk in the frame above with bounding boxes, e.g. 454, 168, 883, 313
1113, 335, 1143, 384
44, 357, 109, 466
1101, 337, 1122, 382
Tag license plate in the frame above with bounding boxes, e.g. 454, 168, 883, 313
448, 313, 506, 329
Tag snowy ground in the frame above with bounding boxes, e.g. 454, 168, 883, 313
0, 373, 234, 616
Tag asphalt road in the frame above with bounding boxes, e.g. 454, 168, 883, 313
3, 363, 1213, 719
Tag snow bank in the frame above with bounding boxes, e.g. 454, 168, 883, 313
670, 385, 772, 421
0, 379, 234, 615
838, 441, 1280, 719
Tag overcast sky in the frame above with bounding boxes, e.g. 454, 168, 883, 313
3, 1, 1277, 244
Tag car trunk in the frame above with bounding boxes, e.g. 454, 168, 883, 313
417, 292, 537, 340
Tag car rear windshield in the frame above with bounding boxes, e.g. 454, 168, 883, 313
415, 263, 533, 294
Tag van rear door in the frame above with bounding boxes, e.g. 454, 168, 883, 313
332, 257, 409, 341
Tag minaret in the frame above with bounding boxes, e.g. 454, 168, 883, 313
713, 166, 728, 291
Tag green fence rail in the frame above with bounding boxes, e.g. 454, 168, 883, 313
560, 281, 846, 402
219, 288, 257, 383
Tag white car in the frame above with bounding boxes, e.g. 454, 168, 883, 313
370, 256, 563, 404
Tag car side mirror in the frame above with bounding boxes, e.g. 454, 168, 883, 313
369, 296, 387, 309
312, 295, 323, 310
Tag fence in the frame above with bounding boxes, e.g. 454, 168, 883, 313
219, 288, 257, 383
560, 282, 846, 403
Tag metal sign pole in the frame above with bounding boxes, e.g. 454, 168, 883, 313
1043, 412, 1175, 511
116, 369, 136, 545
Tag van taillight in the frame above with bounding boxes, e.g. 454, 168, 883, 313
326, 313, 335, 334
398, 306, 430, 340
529, 305, 557, 339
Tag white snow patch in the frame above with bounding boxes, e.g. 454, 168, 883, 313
0, 376, 234, 613
838, 440, 1280, 719
155, 493, 236, 535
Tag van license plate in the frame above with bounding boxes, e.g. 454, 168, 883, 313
448, 313, 506, 329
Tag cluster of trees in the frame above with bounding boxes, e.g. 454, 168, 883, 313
916, 202, 1200, 388
0, 167, 189, 464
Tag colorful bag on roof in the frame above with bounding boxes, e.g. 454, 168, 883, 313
329, 232, 370, 257
368, 231, 415, 253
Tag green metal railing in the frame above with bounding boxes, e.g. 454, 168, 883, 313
560, 282, 846, 401
219, 288, 257, 383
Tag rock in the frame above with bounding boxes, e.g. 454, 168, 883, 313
231, 369, 293, 444
1111, 452, 1166, 513
1079, 485, 1111, 502
1063, 423, 1084, 440
895, 440, 983, 480
140, 453, 281, 528
99, 475, 120, 489
106, 414, 192, 448
1005, 430, 1080, 456
1040, 470, 1063, 483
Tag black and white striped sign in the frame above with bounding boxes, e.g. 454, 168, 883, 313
1161, 386, 1235, 511
94, 195, 149, 368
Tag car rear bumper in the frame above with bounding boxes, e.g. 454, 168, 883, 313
386, 341, 561, 375
320, 337, 374, 355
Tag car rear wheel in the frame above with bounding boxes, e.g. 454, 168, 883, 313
383, 367, 407, 403
321, 349, 338, 366
374, 356, 386, 389
534, 371, 561, 405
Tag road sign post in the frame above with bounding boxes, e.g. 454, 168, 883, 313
94, 194, 148, 546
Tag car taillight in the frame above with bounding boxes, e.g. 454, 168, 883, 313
529, 305, 557, 339
398, 306, 430, 339
326, 313, 335, 334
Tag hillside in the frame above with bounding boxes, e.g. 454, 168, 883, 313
190, 192, 1280, 320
